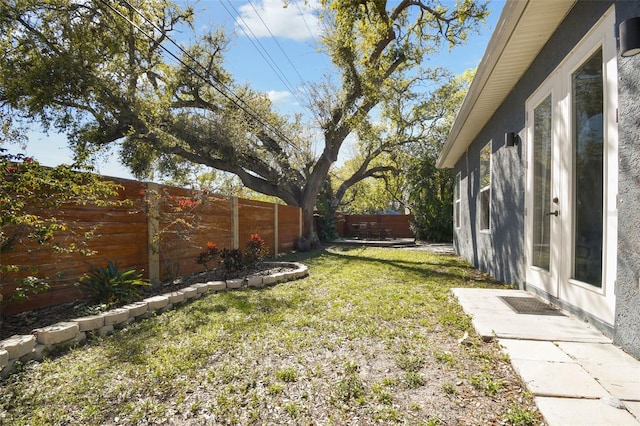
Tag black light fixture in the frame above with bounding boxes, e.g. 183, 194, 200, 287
620, 17, 640, 57
505, 132, 519, 147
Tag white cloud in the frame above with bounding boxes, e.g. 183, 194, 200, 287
235, 0, 321, 41
267, 89, 293, 105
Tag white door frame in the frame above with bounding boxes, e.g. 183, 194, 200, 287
525, 7, 618, 326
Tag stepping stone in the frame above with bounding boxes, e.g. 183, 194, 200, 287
165, 291, 185, 304
272, 272, 288, 283
192, 283, 209, 294
262, 275, 276, 286
181, 287, 198, 299
247, 276, 263, 288
226, 278, 243, 289
98, 325, 114, 337
283, 271, 297, 280
0, 349, 8, 369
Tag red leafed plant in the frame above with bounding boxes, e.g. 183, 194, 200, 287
196, 241, 220, 271
244, 234, 267, 268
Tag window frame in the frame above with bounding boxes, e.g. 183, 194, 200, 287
479, 141, 492, 232
454, 172, 461, 229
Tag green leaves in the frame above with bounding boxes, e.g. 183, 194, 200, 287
1, 149, 124, 302
1, 149, 121, 252
77, 261, 149, 306
1, 0, 488, 243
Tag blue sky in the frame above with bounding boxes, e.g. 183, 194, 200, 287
7, 0, 503, 180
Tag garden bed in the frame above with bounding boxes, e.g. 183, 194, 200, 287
1, 262, 298, 339
0, 262, 306, 377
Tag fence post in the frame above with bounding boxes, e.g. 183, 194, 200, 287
274, 204, 279, 257
232, 196, 239, 249
299, 207, 303, 238
146, 182, 160, 286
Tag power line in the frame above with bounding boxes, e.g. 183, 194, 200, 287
221, 0, 298, 101
99, 0, 301, 152
246, 0, 309, 94
294, 0, 319, 42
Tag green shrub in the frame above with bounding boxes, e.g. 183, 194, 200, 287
196, 234, 267, 275
77, 261, 149, 306
7, 276, 50, 304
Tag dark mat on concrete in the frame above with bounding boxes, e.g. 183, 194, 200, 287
499, 296, 566, 316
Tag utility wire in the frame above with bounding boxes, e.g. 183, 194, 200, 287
246, 0, 309, 96
294, 0, 319, 42
101, 0, 301, 152
221, 0, 299, 100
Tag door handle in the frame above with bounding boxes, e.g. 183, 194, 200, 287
546, 210, 559, 217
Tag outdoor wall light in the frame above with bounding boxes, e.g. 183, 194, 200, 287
620, 17, 640, 57
505, 132, 520, 147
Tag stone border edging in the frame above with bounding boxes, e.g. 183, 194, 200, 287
0, 262, 308, 378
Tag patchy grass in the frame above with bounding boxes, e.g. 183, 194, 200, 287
0, 246, 542, 425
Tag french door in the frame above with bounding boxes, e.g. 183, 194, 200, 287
525, 8, 617, 325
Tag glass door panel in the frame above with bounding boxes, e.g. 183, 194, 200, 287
526, 9, 616, 325
572, 49, 603, 287
533, 96, 553, 270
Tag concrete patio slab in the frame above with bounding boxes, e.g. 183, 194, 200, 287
507, 357, 609, 398
557, 341, 640, 401
332, 238, 416, 248
535, 396, 639, 426
627, 401, 640, 420
453, 288, 640, 425
498, 339, 573, 363
452, 288, 610, 342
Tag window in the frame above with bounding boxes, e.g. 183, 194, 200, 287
454, 172, 461, 228
479, 142, 491, 231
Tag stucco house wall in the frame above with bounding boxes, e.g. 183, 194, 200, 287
446, 0, 640, 358
614, 0, 640, 359
454, 1, 612, 286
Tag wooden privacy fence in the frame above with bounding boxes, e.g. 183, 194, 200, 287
337, 214, 415, 239
1, 177, 303, 315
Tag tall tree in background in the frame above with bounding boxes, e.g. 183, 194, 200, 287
333, 153, 404, 215
405, 70, 475, 242
0, 0, 487, 243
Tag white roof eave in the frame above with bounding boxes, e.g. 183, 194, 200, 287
437, 0, 577, 169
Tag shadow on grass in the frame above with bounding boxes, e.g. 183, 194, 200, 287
316, 248, 505, 289
99, 289, 301, 367
54, 246, 503, 368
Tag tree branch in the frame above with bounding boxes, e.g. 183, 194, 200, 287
335, 165, 397, 206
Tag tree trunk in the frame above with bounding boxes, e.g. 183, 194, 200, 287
300, 164, 328, 244
302, 202, 318, 243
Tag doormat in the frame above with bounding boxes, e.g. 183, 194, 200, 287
499, 296, 566, 316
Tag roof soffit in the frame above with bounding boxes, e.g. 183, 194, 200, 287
437, 0, 577, 168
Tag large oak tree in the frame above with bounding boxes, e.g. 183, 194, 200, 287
0, 0, 487, 242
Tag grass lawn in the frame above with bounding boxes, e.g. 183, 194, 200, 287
0, 246, 541, 425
